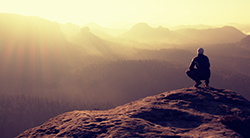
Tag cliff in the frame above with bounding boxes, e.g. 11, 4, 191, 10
17, 87, 250, 138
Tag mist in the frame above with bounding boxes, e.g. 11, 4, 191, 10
1, 13, 250, 138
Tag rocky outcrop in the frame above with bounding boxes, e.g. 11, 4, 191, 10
17, 87, 250, 138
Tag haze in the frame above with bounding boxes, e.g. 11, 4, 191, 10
1, 3, 250, 137
1, 0, 250, 28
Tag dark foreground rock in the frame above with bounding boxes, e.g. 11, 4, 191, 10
17, 87, 250, 138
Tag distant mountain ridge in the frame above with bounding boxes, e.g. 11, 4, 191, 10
175, 26, 246, 44
1, 13, 250, 138
69, 26, 132, 59
120, 22, 184, 44
1, 13, 247, 45
238, 35, 250, 49
120, 22, 246, 44
17, 87, 250, 138
83, 22, 128, 37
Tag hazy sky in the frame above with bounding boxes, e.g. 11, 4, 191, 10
1, 0, 250, 28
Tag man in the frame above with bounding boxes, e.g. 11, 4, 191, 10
186, 48, 211, 87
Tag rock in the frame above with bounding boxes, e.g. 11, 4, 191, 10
17, 87, 250, 138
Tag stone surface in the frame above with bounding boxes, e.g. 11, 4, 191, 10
17, 87, 250, 138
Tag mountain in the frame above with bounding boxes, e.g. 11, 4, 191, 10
83, 22, 128, 37
226, 23, 250, 35
71, 27, 106, 49
238, 35, 250, 49
120, 23, 246, 44
120, 22, 187, 44
69, 27, 136, 59
69, 27, 118, 58
59, 22, 81, 36
175, 26, 246, 44
120, 22, 153, 39
17, 87, 250, 138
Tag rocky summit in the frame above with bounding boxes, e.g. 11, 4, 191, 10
17, 87, 250, 138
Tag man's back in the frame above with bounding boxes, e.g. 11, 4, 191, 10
192, 54, 210, 70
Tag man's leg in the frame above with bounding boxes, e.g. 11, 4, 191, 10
205, 79, 209, 87
186, 70, 201, 87
186, 70, 196, 80
203, 71, 210, 87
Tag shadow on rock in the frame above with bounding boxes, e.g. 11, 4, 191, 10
131, 108, 203, 128
164, 87, 250, 116
221, 115, 250, 138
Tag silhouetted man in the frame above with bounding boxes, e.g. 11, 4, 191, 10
186, 48, 210, 87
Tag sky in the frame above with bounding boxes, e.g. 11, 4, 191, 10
1, 0, 250, 28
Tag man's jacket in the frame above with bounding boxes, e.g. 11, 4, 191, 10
189, 54, 210, 79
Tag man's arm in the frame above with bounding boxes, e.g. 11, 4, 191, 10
207, 58, 210, 68
189, 58, 196, 70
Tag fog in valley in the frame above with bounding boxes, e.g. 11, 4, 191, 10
1, 13, 250, 137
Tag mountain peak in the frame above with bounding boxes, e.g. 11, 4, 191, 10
17, 87, 250, 138
81, 27, 90, 33
83, 22, 104, 30
157, 25, 171, 32
130, 22, 153, 31
220, 26, 245, 35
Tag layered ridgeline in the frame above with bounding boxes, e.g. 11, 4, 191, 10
119, 22, 246, 44
17, 87, 250, 138
1, 13, 250, 138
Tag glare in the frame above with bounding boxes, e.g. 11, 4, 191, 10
1, 0, 250, 27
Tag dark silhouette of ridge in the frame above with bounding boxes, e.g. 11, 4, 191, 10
238, 35, 250, 48
17, 87, 250, 138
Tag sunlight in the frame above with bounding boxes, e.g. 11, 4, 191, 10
1, 0, 250, 27
1, 1, 250, 137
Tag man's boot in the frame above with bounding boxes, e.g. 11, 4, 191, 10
204, 80, 209, 87
194, 81, 201, 87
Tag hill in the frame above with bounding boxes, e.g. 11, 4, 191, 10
17, 87, 250, 138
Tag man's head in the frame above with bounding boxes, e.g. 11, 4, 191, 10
197, 47, 204, 54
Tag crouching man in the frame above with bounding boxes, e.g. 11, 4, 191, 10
186, 48, 211, 87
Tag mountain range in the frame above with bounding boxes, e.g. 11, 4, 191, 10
120, 22, 246, 44
59, 20, 247, 45
1, 13, 250, 138
1, 13, 250, 99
